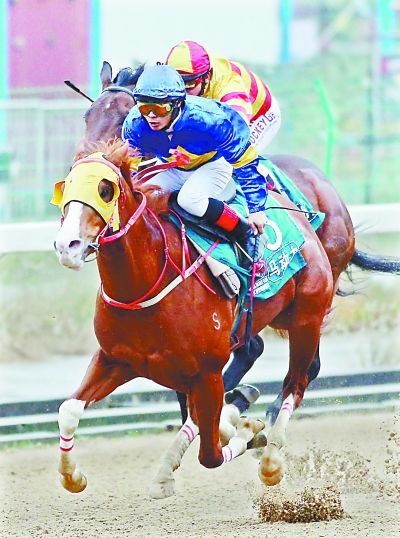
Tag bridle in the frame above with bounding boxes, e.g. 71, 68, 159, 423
69, 154, 218, 310
102, 85, 136, 100
84, 150, 191, 251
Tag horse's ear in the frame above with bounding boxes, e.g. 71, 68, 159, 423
73, 139, 89, 163
100, 61, 113, 89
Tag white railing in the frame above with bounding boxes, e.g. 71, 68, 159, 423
0, 204, 399, 254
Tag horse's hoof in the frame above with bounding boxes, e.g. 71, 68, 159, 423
224, 384, 260, 407
59, 471, 87, 493
258, 444, 284, 486
247, 428, 268, 450
238, 417, 265, 435
149, 478, 175, 499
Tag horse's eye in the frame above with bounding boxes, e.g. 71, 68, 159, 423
99, 180, 114, 202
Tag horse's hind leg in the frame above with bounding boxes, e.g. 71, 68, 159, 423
265, 344, 321, 425
250, 344, 321, 450
259, 322, 323, 487
58, 348, 137, 493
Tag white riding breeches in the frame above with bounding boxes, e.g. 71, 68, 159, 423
147, 157, 233, 217
249, 95, 281, 153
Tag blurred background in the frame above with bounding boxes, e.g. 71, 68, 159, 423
0, 0, 399, 370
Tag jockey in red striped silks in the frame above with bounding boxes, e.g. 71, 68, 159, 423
165, 40, 281, 153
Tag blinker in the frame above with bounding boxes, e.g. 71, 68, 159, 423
50, 152, 122, 231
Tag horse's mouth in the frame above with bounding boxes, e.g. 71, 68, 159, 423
58, 252, 85, 271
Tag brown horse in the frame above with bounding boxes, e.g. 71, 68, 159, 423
80, 62, 400, 431
53, 139, 333, 497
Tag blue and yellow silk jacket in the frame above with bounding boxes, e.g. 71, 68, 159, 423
121, 95, 268, 213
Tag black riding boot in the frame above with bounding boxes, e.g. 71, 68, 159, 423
203, 198, 268, 270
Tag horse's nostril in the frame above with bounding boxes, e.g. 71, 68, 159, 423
69, 239, 83, 250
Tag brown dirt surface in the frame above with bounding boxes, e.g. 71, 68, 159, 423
0, 410, 399, 538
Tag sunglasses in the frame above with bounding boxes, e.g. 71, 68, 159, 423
136, 101, 175, 117
184, 76, 204, 90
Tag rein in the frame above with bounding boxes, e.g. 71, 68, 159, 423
98, 199, 218, 310
72, 155, 218, 309
90, 191, 146, 248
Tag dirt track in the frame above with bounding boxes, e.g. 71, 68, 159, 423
0, 411, 399, 538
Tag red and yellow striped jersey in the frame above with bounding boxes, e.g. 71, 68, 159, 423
205, 54, 272, 124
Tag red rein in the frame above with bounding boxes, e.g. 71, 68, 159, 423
76, 154, 218, 310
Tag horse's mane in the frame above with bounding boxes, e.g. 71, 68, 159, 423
76, 138, 141, 172
76, 138, 171, 214
113, 64, 145, 87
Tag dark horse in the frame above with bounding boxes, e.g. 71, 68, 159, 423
53, 139, 333, 497
79, 61, 400, 433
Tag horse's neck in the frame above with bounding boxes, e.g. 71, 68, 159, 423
97, 195, 168, 302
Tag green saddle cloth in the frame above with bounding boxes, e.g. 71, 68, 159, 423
172, 183, 307, 302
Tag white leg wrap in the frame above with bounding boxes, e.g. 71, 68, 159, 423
58, 399, 85, 437
179, 416, 199, 443
57, 399, 87, 493
220, 404, 240, 427
267, 394, 295, 450
275, 394, 294, 430
222, 436, 247, 464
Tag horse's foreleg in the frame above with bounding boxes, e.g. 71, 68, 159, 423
58, 349, 137, 493
149, 398, 243, 499
192, 372, 263, 468
176, 391, 188, 424
58, 399, 87, 493
191, 372, 225, 469
149, 416, 199, 499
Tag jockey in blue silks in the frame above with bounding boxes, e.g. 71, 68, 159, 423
121, 64, 269, 267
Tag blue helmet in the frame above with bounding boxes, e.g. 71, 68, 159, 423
133, 65, 186, 102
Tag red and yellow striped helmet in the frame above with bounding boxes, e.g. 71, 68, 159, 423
165, 41, 211, 81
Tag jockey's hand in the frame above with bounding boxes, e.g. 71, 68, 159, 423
248, 211, 268, 235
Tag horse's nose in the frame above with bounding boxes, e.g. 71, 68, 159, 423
55, 235, 84, 255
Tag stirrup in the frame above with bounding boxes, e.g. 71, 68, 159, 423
217, 268, 240, 298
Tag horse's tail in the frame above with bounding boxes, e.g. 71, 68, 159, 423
336, 247, 400, 297
350, 248, 400, 275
